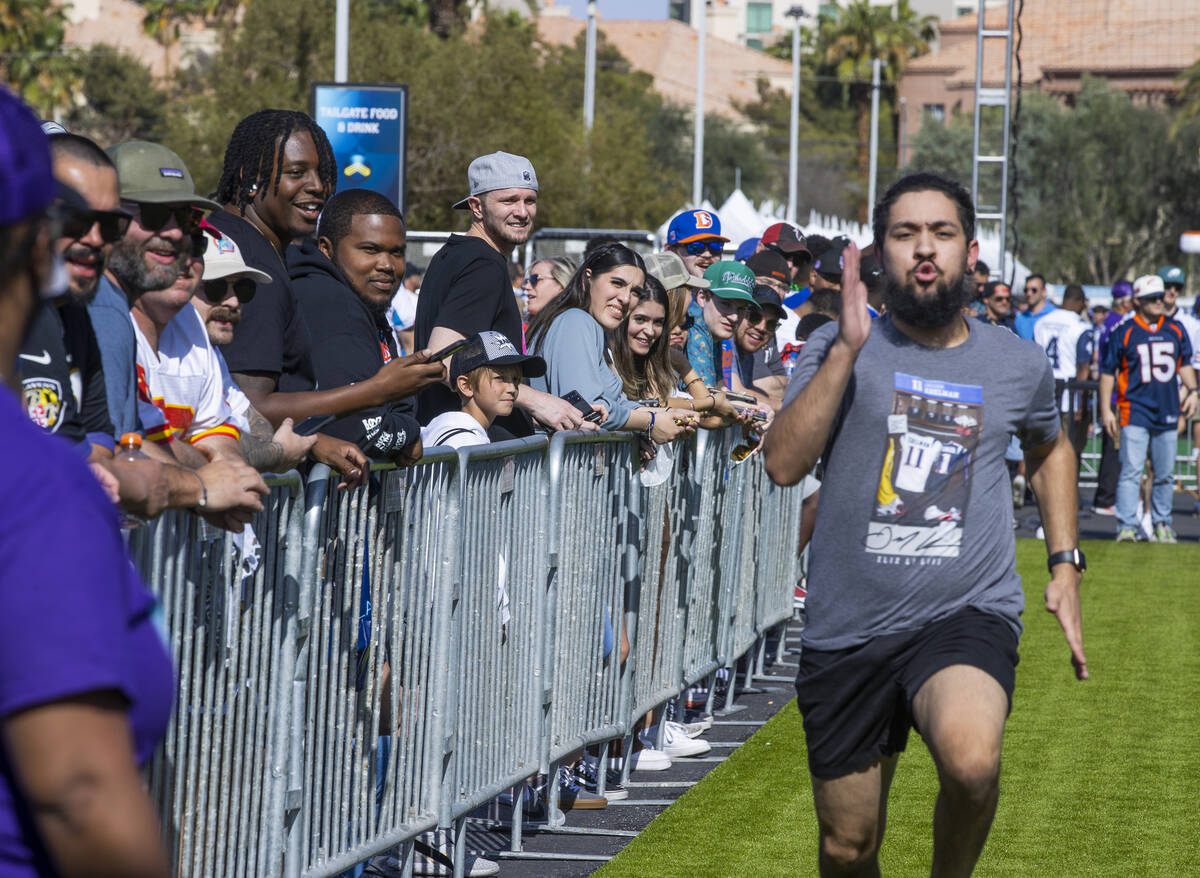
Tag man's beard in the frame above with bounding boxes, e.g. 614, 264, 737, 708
483, 206, 531, 248
883, 267, 972, 329
62, 241, 106, 305
108, 237, 186, 295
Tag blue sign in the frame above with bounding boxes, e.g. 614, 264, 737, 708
312, 82, 408, 213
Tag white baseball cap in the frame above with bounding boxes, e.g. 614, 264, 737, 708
202, 231, 272, 284
1133, 274, 1165, 298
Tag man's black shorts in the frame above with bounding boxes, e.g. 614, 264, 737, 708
794, 606, 1019, 780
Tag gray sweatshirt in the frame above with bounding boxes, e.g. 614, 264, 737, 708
528, 308, 636, 430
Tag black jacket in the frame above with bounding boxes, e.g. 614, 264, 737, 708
288, 239, 419, 461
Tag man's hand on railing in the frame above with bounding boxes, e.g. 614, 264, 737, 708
272, 417, 320, 471
195, 456, 269, 531
311, 433, 368, 491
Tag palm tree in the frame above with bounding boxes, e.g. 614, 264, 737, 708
1173, 56, 1200, 135
820, 0, 936, 193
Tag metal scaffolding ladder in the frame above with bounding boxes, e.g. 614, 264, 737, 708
970, 0, 1016, 280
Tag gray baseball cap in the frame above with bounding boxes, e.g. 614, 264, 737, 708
105, 140, 221, 210
452, 151, 539, 210
643, 251, 709, 290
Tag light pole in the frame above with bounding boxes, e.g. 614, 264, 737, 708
584, 0, 597, 131
785, 5, 807, 224
335, 0, 349, 82
693, 0, 706, 206
867, 57, 881, 228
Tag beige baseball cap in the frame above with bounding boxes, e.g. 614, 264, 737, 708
202, 231, 272, 284
643, 251, 709, 290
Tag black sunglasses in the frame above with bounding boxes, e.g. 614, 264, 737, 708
201, 277, 256, 304
1139, 293, 1165, 303
59, 205, 131, 244
129, 202, 201, 234
684, 241, 724, 256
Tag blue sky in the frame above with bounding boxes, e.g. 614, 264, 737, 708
561, 0, 669, 20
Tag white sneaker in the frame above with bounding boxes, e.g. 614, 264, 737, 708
626, 748, 672, 771
640, 723, 711, 758
679, 716, 712, 738
367, 834, 500, 877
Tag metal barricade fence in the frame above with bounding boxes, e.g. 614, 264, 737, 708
131, 473, 303, 878
135, 429, 805, 877
445, 438, 549, 823
542, 432, 641, 769
292, 454, 459, 878
755, 473, 807, 634
723, 457, 760, 668
629, 446, 696, 722
680, 429, 735, 687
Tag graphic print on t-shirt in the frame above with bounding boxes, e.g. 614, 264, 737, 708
868, 372, 982, 561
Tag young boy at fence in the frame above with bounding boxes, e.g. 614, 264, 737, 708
421, 331, 546, 449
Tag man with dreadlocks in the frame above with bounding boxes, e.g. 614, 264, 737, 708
206, 109, 440, 479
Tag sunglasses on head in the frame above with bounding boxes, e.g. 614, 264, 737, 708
201, 276, 256, 304
58, 204, 131, 244
684, 240, 724, 256
130, 202, 201, 234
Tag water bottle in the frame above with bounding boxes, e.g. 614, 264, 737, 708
117, 432, 148, 529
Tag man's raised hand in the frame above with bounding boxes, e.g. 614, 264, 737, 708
838, 243, 873, 352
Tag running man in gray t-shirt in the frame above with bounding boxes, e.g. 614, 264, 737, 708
763, 172, 1087, 878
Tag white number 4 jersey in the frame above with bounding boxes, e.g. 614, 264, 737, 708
1033, 308, 1090, 381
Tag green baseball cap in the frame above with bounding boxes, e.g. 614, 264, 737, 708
1157, 265, 1186, 285
105, 140, 220, 210
701, 260, 757, 305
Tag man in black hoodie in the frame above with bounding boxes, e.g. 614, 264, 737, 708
289, 189, 424, 463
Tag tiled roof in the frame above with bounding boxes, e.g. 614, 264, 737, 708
907, 0, 1200, 91
536, 17, 793, 120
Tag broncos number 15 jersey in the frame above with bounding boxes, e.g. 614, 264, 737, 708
1102, 314, 1193, 431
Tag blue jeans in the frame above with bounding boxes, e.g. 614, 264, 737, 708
1116, 425, 1176, 529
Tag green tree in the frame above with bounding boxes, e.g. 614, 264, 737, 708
909, 77, 1200, 284
818, 0, 934, 188
0, 0, 82, 116
64, 46, 168, 145
166, 0, 687, 229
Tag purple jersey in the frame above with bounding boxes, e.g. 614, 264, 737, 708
0, 392, 173, 877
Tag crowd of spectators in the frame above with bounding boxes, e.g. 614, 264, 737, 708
5, 81, 1197, 878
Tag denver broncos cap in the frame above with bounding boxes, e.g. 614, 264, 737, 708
667, 209, 729, 245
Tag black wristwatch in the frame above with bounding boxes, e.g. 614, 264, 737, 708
1047, 548, 1086, 574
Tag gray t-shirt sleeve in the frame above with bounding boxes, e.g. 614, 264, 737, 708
529, 309, 636, 429
1018, 354, 1060, 449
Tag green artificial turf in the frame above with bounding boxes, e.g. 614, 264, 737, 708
596, 540, 1200, 878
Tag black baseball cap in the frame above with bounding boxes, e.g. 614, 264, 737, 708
814, 236, 850, 279
751, 285, 786, 320
449, 331, 546, 383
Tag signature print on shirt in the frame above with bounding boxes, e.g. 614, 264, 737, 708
868, 372, 982, 561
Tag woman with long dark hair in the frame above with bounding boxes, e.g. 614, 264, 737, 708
526, 244, 696, 443
608, 275, 678, 405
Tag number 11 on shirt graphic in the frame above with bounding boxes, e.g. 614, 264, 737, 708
869, 372, 982, 560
